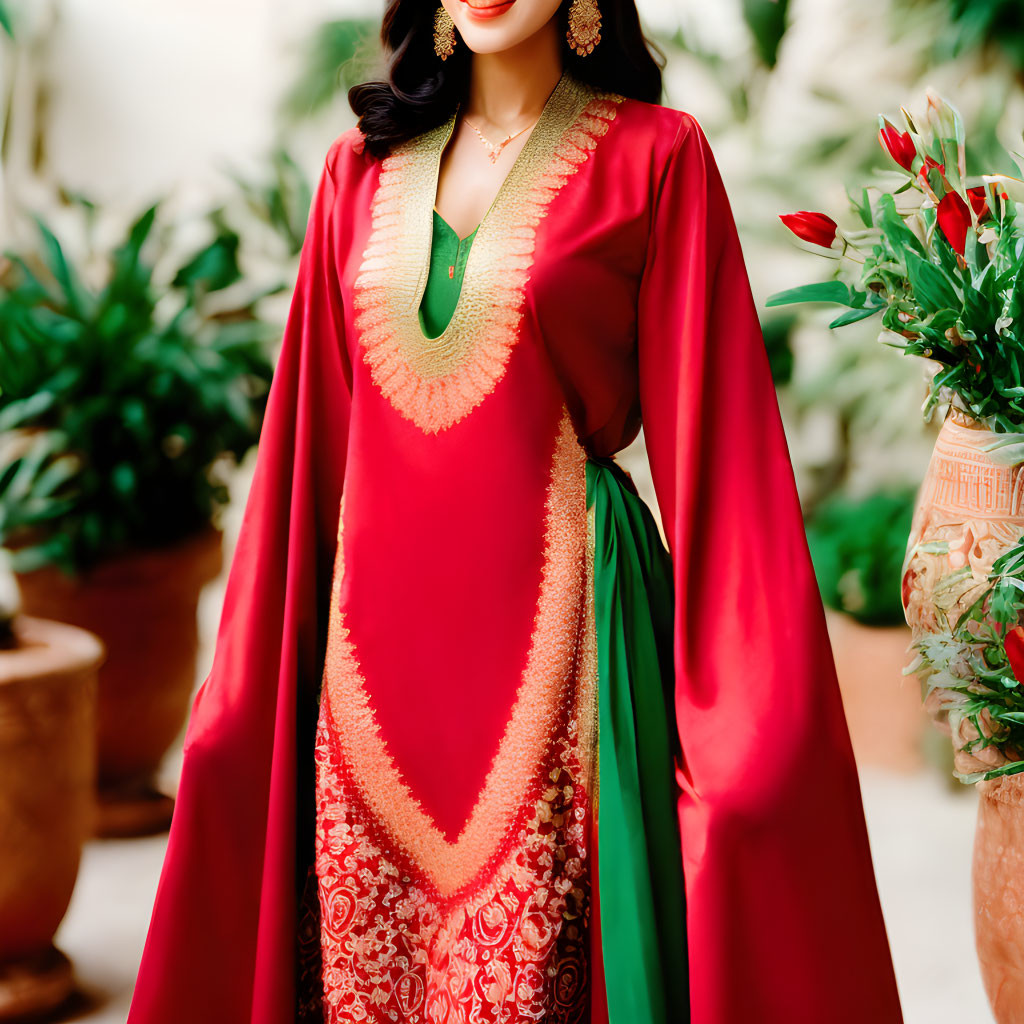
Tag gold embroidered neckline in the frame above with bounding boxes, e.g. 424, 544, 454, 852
352, 69, 624, 434
415, 71, 567, 343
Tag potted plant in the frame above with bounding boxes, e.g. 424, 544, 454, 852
908, 539, 1024, 1020
0, 555, 103, 1019
0, 199, 275, 836
767, 91, 1024, 1022
805, 488, 928, 772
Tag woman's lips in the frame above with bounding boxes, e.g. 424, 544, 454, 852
459, 0, 517, 19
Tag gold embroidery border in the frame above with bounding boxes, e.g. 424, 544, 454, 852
351, 71, 624, 434
322, 408, 591, 898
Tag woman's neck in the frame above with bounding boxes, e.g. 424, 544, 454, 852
463, 24, 564, 132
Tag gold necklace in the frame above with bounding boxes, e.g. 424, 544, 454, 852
462, 113, 541, 164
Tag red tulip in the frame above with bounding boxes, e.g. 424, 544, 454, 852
936, 190, 972, 255
779, 211, 838, 248
968, 185, 990, 221
878, 120, 916, 171
1006, 626, 1024, 684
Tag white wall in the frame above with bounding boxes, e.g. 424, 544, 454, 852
27, 0, 375, 213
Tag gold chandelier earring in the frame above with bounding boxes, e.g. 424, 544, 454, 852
434, 5, 457, 61
566, 0, 601, 56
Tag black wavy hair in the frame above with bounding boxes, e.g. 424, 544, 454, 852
349, 0, 665, 159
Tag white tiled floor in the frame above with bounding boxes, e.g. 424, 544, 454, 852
51, 834, 170, 1023
860, 768, 994, 1023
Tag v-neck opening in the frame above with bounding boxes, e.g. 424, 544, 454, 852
350, 66, 622, 432
418, 209, 477, 342
432, 206, 479, 244
430, 68, 567, 243
415, 68, 570, 343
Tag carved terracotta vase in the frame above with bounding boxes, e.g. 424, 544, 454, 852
16, 525, 222, 837
901, 405, 1024, 1020
0, 616, 103, 1021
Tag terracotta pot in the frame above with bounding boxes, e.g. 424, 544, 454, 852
0, 615, 103, 1020
824, 608, 926, 773
973, 774, 1024, 1023
16, 525, 222, 836
902, 405, 1024, 1022
902, 406, 1024, 770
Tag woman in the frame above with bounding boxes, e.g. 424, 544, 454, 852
126, 2, 904, 1022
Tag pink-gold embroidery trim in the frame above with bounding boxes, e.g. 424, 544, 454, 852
351, 72, 623, 434
320, 408, 590, 899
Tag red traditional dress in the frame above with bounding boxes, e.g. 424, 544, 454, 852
126, 68, 904, 1024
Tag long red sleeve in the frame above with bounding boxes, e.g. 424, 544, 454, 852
126, 133, 355, 1024
636, 113, 903, 1022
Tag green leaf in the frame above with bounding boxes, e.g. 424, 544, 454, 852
0, 390, 57, 431
765, 280, 856, 308
829, 306, 882, 328
905, 251, 961, 313
32, 215, 90, 320
108, 203, 158, 295
741, 0, 790, 68
973, 760, 1024, 783
979, 433, 1024, 465
172, 226, 242, 295
877, 192, 926, 259
848, 186, 874, 228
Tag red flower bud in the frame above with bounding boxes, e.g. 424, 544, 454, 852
1006, 626, 1024, 684
779, 211, 838, 248
968, 185, 990, 221
878, 120, 916, 171
936, 190, 972, 255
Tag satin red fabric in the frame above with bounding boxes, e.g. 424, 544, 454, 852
637, 116, 903, 1021
126, 140, 356, 1024
126, 92, 903, 1023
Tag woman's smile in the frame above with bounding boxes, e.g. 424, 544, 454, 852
459, 0, 518, 20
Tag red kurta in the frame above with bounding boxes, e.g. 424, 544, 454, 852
126, 68, 903, 1024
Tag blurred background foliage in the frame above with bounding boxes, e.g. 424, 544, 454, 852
806, 488, 917, 626
282, 17, 377, 122
741, 0, 790, 69
928, 0, 1024, 72
0, 200, 275, 573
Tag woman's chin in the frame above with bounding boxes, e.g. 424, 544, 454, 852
447, 0, 562, 53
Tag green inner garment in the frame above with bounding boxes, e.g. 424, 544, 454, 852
418, 211, 690, 1022
417, 209, 480, 339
